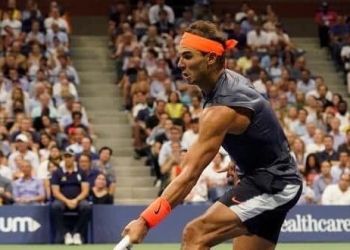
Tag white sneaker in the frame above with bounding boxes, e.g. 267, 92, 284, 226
73, 233, 82, 245
64, 233, 74, 245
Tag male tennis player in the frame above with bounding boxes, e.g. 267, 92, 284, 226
120, 20, 302, 250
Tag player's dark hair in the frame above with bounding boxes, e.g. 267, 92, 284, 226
186, 20, 227, 69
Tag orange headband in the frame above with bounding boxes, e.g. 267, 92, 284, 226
179, 32, 237, 56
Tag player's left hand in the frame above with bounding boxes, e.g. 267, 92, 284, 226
121, 217, 149, 244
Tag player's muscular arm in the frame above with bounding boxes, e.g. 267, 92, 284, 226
161, 106, 252, 208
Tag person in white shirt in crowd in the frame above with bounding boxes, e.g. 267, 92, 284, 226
306, 128, 325, 154
313, 160, 335, 204
158, 125, 183, 167
53, 71, 78, 104
29, 81, 54, 111
148, 0, 175, 25
322, 173, 350, 205
297, 179, 316, 205
303, 95, 320, 123
25, 20, 45, 46
51, 55, 80, 85
247, 21, 270, 53
300, 122, 316, 145
290, 138, 308, 173
132, 91, 148, 119
0, 73, 9, 105
149, 69, 175, 100
31, 93, 58, 120
330, 151, 350, 182
252, 69, 268, 97
305, 76, 333, 101
8, 134, 40, 175
181, 118, 199, 150
183, 173, 208, 204
0, 150, 12, 180
37, 146, 62, 180
58, 100, 88, 129
0, 10, 22, 38
234, 2, 249, 23
290, 108, 308, 137
66, 129, 95, 154
46, 22, 69, 50
203, 153, 230, 202
284, 106, 299, 129
336, 100, 350, 131
44, 6, 68, 33
297, 69, 316, 94
329, 117, 346, 150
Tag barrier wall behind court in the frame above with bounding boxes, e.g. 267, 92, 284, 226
0, 205, 349, 244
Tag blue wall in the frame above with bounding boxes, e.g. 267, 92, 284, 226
0, 205, 349, 244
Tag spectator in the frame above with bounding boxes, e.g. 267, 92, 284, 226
165, 91, 183, 119
313, 160, 335, 203
0, 175, 13, 205
8, 133, 40, 174
158, 125, 183, 167
297, 69, 316, 94
330, 151, 350, 182
65, 128, 90, 154
42, 160, 60, 202
50, 149, 91, 245
12, 160, 45, 205
148, 0, 175, 25
0, 150, 12, 180
181, 117, 199, 149
338, 129, 350, 154
297, 179, 316, 205
314, 1, 337, 48
160, 141, 183, 191
303, 153, 321, 181
37, 145, 62, 179
247, 21, 269, 53
316, 135, 339, 164
31, 93, 57, 119
75, 137, 98, 162
44, 6, 68, 33
94, 146, 115, 195
321, 173, 350, 205
64, 111, 89, 135
329, 117, 346, 150
10, 117, 39, 143
203, 153, 230, 202
290, 137, 307, 172
78, 153, 101, 188
90, 173, 113, 205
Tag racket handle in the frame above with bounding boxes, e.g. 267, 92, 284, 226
113, 235, 133, 250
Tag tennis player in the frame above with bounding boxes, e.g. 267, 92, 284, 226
120, 20, 302, 250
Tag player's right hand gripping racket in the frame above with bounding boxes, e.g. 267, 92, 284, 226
113, 235, 133, 250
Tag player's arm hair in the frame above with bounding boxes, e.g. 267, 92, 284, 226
161, 106, 251, 208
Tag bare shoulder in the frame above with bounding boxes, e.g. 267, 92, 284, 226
201, 106, 253, 135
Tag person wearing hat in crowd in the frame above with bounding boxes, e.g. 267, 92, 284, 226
8, 133, 40, 175
50, 148, 91, 245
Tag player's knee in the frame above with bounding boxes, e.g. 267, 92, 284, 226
182, 218, 206, 245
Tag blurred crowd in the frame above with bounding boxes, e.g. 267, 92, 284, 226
109, 0, 350, 206
0, 0, 116, 209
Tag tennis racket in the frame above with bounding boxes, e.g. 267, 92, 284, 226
113, 235, 133, 250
